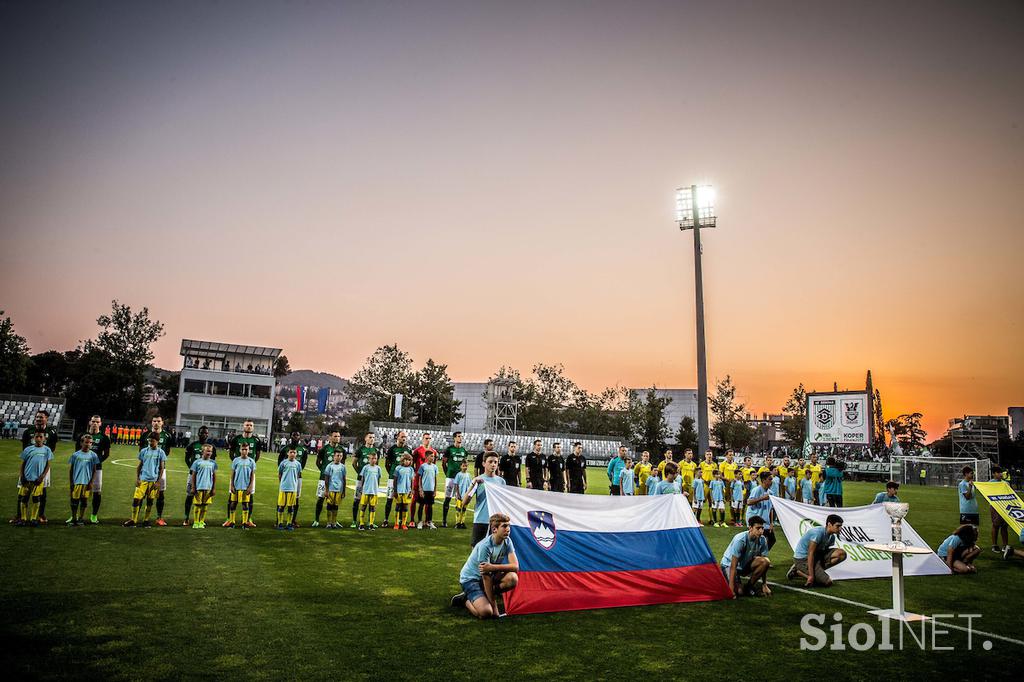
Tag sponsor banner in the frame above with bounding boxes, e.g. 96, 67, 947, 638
807, 392, 870, 445
486, 485, 731, 614
974, 481, 1024, 538
772, 497, 950, 580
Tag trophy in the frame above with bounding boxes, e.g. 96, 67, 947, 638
883, 502, 910, 549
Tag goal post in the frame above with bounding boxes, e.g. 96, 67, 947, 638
889, 455, 991, 487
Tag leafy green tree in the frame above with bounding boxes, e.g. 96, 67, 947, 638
155, 372, 180, 423
709, 375, 756, 451
286, 411, 307, 434
84, 300, 165, 419
627, 387, 672, 457
63, 346, 135, 426
407, 358, 463, 426
779, 383, 807, 445
347, 344, 415, 430
676, 415, 698, 453
25, 351, 71, 397
274, 354, 291, 378
0, 311, 30, 393
888, 413, 927, 448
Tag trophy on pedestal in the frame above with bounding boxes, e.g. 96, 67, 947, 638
883, 502, 910, 550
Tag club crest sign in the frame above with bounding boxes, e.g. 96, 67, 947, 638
528, 510, 557, 550
814, 400, 836, 430
842, 400, 864, 428
807, 392, 870, 445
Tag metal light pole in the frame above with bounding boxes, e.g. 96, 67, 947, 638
676, 185, 716, 456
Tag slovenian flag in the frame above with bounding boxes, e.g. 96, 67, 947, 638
485, 485, 732, 615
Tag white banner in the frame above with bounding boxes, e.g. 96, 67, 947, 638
807, 391, 870, 444
772, 497, 950, 580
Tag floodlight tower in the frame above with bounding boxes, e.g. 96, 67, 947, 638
675, 184, 716, 458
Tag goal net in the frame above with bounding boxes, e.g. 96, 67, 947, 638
889, 455, 991, 487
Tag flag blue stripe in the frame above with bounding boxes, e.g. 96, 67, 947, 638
510, 526, 715, 573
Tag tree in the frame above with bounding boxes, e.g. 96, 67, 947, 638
888, 413, 927, 449
286, 411, 307, 434
626, 387, 672, 458
155, 371, 180, 423
709, 375, 756, 451
274, 355, 291, 378
25, 351, 71, 397
872, 389, 886, 450
0, 311, 30, 393
407, 358, 463, 426
518, 363, 579, 432
676, 415, 698, 453
84, 300, 165, 420
347, 344, 414, 424
566, 386, 628, 436
779, 383, 807, 445
63, 346, 135, 427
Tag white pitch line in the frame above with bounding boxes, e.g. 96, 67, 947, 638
768, 581, 1024, 648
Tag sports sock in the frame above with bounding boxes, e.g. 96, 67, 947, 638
442, 498, 451, 525
277, 506, 284, 526
352, 498, 359, 524
92, 492, 101, 515
185, 496, 193, 522
292, 501, 300, 525
156, 492, 164, 518
38, 490, 47, 518
241, 501, 250, 525
315, 498, 324, 522
132, 500, 142, 523
286, 506, 294, 524
143, 501, 153, 522
384, 498, 393, 522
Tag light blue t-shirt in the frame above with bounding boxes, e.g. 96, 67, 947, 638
69, 450, 99, 486
454, 470, 473, 497
720, 531, 769, 571
473, 474, 507, 523
746, 484, 772, 521
709, 479, 725, 503
655, 479, 677, 495
958, 480, 978, 514
873, 492, 900, 504
785, 477, 797, 500
818, 483, 827, 504
621, 469, 635, 495
278, 459, 302, 492
692, 478, 705, 501
394, 465, 414, 494
418, 463, 438, 492
361, 464, 382, 496
648, 477, 661, 495
459, 535, 516, 583
137, 447, 166, 483
731, 479, 745, 503
801, 478, 814, 501
793, 525, 835, 560
323, 462, 346, 493
937, 534, 964, 559
190, 458, 217, 491
769, 476, 781, 497
231, 457, 256, 491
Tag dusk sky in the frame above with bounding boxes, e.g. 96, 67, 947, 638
2, 1, 1021, 438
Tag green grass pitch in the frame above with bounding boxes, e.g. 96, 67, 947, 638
1, 441, 1020, 679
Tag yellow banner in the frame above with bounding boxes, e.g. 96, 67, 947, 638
974, 481, 1024, 537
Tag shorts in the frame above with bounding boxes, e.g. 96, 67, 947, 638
71, 483, 91, 500
324, 491, 342, 507
193, 489, 213, 503
18, 482, 44, 497
461, 578, 486, 604
444, 477, 458, 499
711, 500, 725, 510
158, 468, 167, 492
732, 500, 743, 510
692, 499, 704, 510
277, 490, 297, 507
359, 493, 378, 507
960, 513, 980, 526
395, 492, 411, 505
134, 481, 159, 501
316, 479, 327, 499
421, 490, 436, 505
230, 490, 251, 504
90, 469, 103, 493
388, 479, 397, 499
721, 563, 753, 585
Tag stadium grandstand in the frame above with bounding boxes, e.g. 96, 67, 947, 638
371, 421, 625, 465
0, 394, 73, 440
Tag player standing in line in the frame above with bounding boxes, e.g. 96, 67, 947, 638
691, 473, 706, 525
392, 453, 415, 530
228, 443, 256, 528
80, 415, 110, 524
440, 431, 466, 528
606, 445, 627, 495
277, 447, 302, 531
67, 434, 99, 526
358, 453, 382, 531
634, 451, 653, 495
474, 438, 496, 477
566, 442, 587, 494
800, 469, 814, 506
778, 456, 791, 481
124, 433, 166, 527
730, 474, 745, 526
546, 442, 567, 493
409, 433, 436, 527
188, 445, 217, 529
719, 450, 738, 494
417, 452, 439, 529
620, 456, 635, 496
16, 409, 59, 524
720, 515, 772, 598
524, 440, 546, 490
312, 430, 344, 528
806, 454, 823, 505
184, 426, 217, 526
699, 451, 718, 517
138, 415, 174, 526
498, 441, 522, 487
384, 431, 412, 527
16, 430, 53, 526
740, 455, 756, 514
452, 461, 473, 528
958, 466, 979, 526
463, 452, 507, 546
227, 420, 264, 523
350, 433, 377, 529
709, 470, 726, 527
795, 458, 807, 492
784, 469, 797, 502
746, 472, 776, 549
321, 450, 347, 529
676, 450, 695, 496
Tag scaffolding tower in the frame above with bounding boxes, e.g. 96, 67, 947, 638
486, 379, 518, 434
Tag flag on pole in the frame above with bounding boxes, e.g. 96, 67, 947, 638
484, 485, 732, 615
295, 386, 304, 411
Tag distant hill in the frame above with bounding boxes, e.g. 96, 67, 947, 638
277, 370, 347, 390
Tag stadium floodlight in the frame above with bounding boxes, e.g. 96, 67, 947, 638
675, 184, 716, 458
